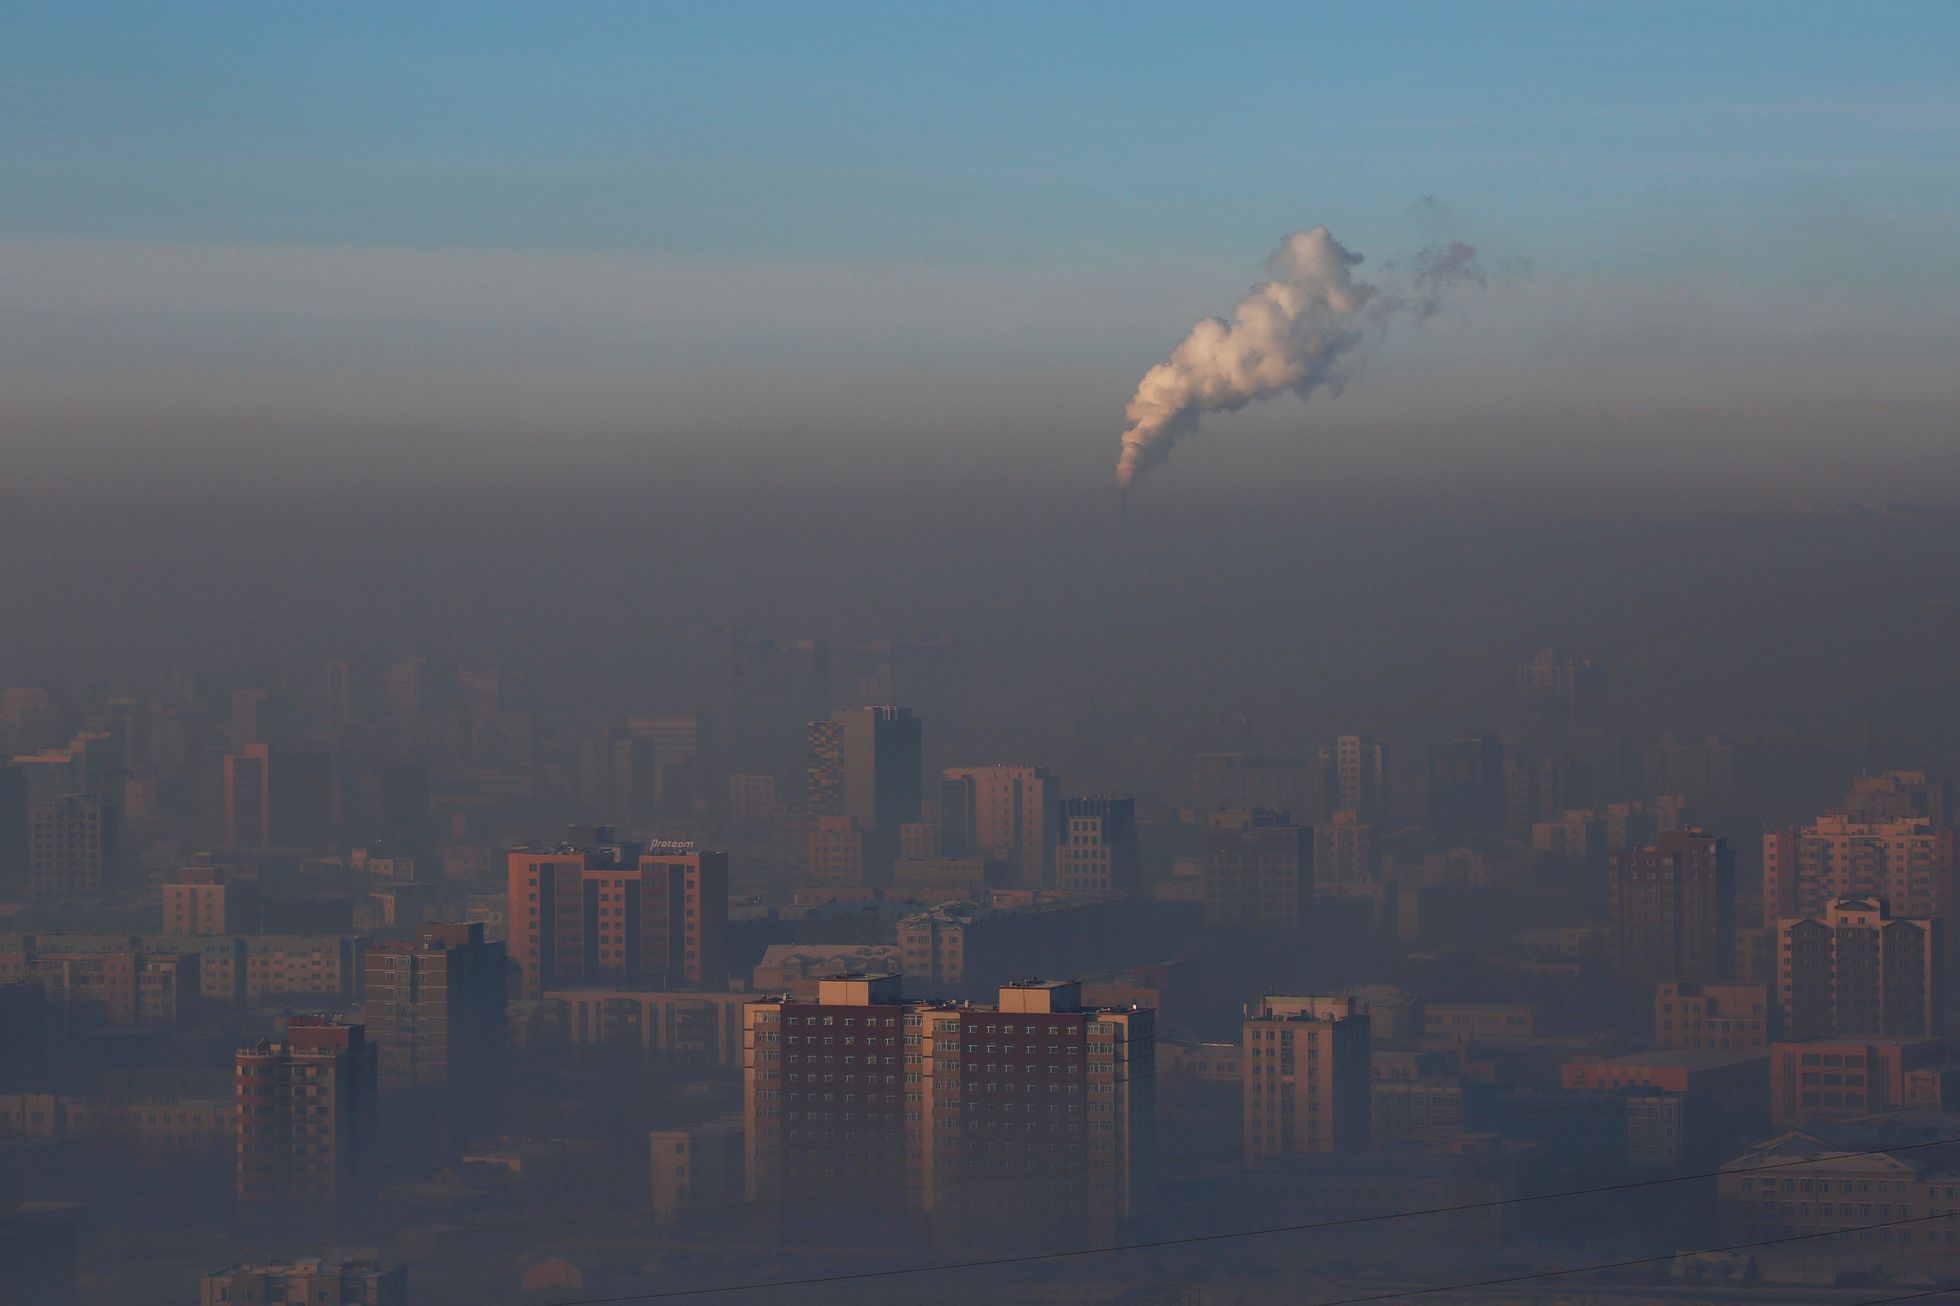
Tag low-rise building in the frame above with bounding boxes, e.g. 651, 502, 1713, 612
1718, 1115, 1960, 1254
1769, 1036, 1946, 1127
1656, 981, 1775, 1051
201, 1255, 406, 1306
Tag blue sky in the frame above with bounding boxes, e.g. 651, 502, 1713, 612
3, 2, 1957, 493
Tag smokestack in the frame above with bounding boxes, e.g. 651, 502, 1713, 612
1114, 225, 1482, 488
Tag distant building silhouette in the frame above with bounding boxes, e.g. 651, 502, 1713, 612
1608, 830, 1736, 989
1057, 797, 1138, 897
1203, 809, 1311, 928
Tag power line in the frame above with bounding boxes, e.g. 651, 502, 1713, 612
443, 1202, 1960, 1306
27, 1055, 1790, 1272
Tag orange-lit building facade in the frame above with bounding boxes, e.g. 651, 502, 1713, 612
1763, 815, 1958, 928
744, 975, 1153, 1240
506, 844, 729, 999
1655, 981, 1775, 1051
1769, 1036, 1946, 1127
235, 1016, 378, 1210
1241, 994, 1372, 1159
1779, 898, 1942, 1039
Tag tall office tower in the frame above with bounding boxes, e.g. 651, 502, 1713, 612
744, 975, 1153, 1241
939, 765, 1058, 889
839, 706, 923, 836
224, 743, 272, 849
1425, 732, 1505, 836
1843, 771, 1952, 826
628, 712, 707, 819
1202, 809, 1312, 928
200, 1256, 407, 1306
1, 686, 61, 752
1779, 898, 1942, 1039
851, 638, 967, 755
235, 1016, 377, 1211
1641, 734, 1740, 811
1513, 647, 1606, 750
726, 633, 830, 781
27, 793, 117, 904
1762, 814, 1959, 928
374, 762, 432, 852
324, 658, 356, 735
1322, 734, 1390, 820
1057, 797, 1139, 897
385, 655, 428, 718
164, 864, 261, 935
1607, 830, 1736, 988
229, 687, 271, 750
606, 733, 661, 827
806, 707, 922, 878
362, 923, 507, 1130
1312, 809, 1377, 887
271, 751, 336, 847
0, 764, 26, 893
1240, 994, 1372, 1159
505, 843, 729, 998
803, 719, 845, 817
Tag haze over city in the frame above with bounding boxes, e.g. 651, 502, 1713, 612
4, 5, 1960, 1306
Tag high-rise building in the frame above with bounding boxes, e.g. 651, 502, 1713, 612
804, 707, 922, 878
1241, 994, 1371, 1159
1607, 830, 1736, 988
271, 751, 337, 847
1202, 809, 1312, 928
201, 1255, 406, 1306
229, 687, 271, 751
726, 633, 830, 781
361, 923, 508, 1117
1843, 770, 1951, 825
1642, 734, 1739, 811
224, 743, 271, 850
235, 1016, 377, 1210
1425, 733, 1505, 836
1513, 648, 1606, 752
841, 705, 922, 842
1763, 815, 1959, 928
803, 719, 845, 818
0, 686, 61, 752
743, 975, 1153, 1240
0, 765, 28, 894
506, 843, 729, 999
1778, 898, 1942, 1039
1056, 797, 1139, 897
938, 765, 1057, 889
1323, 734, 1390, 820
27, 794, 117, 904
1312, 809, 1377, 886
851, 638, 966, 755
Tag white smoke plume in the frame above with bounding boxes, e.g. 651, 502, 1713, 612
1114, 225, 1481, 488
